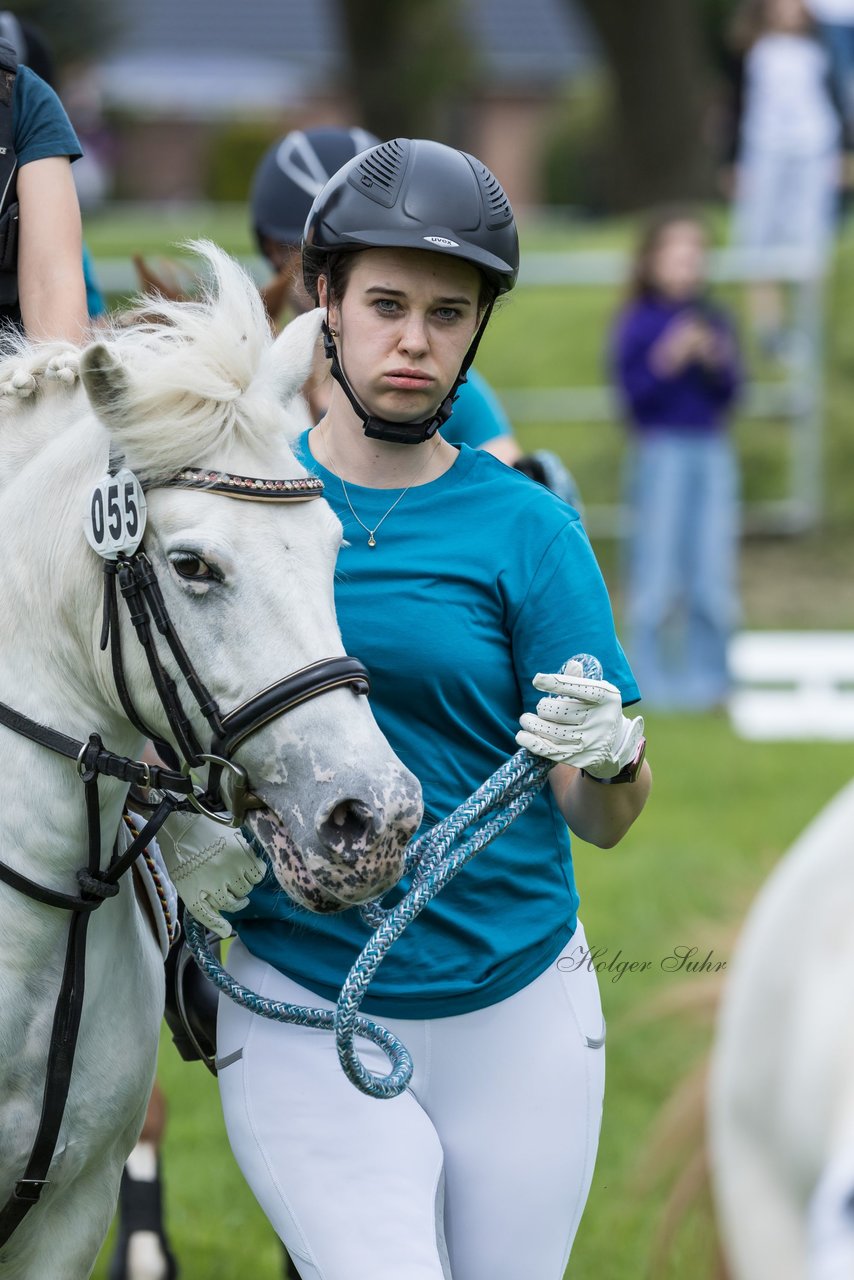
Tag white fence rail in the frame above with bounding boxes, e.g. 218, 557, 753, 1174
92, 245, 826, 538
729, 631, 854, 741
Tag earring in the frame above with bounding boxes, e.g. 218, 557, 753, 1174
327, 327, 338, 338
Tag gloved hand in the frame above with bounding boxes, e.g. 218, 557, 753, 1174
155, 810, 267, 939
516, 659, 645, 779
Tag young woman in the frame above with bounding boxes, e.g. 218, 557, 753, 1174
611, 208, 742, 711
216, 138, 650, 1280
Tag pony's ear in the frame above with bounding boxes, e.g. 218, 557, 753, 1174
262, 308, 325, 407
79, 342, 132, 432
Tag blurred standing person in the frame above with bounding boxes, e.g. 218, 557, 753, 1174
611, 209, 743, 711
731, 0, 842, 354
0, 11, 87, 344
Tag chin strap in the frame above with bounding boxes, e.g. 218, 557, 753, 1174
321, 300, 495, 445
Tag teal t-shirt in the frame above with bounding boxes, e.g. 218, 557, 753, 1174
235, 438, 639, 1018
15, 65, 81, 166
443, 368, 512, 449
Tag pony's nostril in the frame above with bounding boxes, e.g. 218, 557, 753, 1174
318, 799, 376, 865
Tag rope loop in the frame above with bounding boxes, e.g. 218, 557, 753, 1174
183, 654, 604, 1099
182, 914, 414, 1097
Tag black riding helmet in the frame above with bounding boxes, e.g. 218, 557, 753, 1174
302, 137, 519, 444
251, 126, 380, 254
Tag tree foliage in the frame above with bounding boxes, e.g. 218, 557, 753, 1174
336, 0, 743, 211
336, 0, 475, 145
571, 0, 717, 208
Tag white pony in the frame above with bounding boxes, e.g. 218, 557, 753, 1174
0, 244, 422, 1279
708, 777, 854, 1279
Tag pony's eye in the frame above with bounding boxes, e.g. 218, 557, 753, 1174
170, 553, 215, 581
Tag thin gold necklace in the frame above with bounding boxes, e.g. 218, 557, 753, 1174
322, 428, 440, 548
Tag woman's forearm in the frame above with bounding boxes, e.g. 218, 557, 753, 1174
549, 760, 652, 849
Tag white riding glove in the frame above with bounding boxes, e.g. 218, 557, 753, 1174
516, 659, 645, 779
156, 810, 267, 939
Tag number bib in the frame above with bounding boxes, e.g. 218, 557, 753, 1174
83, 468, 148, 559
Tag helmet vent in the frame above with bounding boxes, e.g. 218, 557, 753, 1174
348, 138, 409, 209
469, 158, 513, 230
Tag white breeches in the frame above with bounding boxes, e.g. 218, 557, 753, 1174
217, 924, 606, 1280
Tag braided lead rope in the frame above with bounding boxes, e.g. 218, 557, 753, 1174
334, 748, 552, 1094
358, 750, 551, 928
183, 654, 603, 1098
182, 913, 414, 1097
181, 754, 545, 1098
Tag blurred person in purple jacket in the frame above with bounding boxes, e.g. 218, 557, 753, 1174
611, 208, 743, 711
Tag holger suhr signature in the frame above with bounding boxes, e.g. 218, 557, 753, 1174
557, 944, 727, 983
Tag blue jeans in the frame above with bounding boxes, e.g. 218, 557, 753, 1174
624, 432, 740, 710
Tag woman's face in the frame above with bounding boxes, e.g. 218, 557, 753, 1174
648, 221, 707, 301
321, 248, 482, 423
767, 0, 809, 33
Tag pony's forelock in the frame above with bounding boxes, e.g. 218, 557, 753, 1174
97, 240, 300, 480
0, 243, 317, 486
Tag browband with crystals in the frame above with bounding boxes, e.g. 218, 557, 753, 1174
169, 468, 324, 502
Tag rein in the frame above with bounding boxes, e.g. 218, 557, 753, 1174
0, 463, 368, 1246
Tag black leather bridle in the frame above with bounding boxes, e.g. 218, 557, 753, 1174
0, 464, 369, 1246
99, 474, 369, 829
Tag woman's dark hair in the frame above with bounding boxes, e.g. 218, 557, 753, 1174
302, 246, 355, 309
627, 205, 709, 300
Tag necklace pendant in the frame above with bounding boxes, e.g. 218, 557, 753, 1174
367, 532, 377, 548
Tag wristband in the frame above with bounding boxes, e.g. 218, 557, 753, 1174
581, 736, 646, 785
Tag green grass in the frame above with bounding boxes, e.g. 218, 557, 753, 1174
84, 203, 255, 259
90, 715, 853, 1280
83, 202, 854, 1278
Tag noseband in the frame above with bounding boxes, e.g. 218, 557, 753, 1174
0, 462, 369, 1246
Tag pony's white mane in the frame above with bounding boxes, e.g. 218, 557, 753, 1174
100, 240, 300, 479
0, 241, 314, 485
